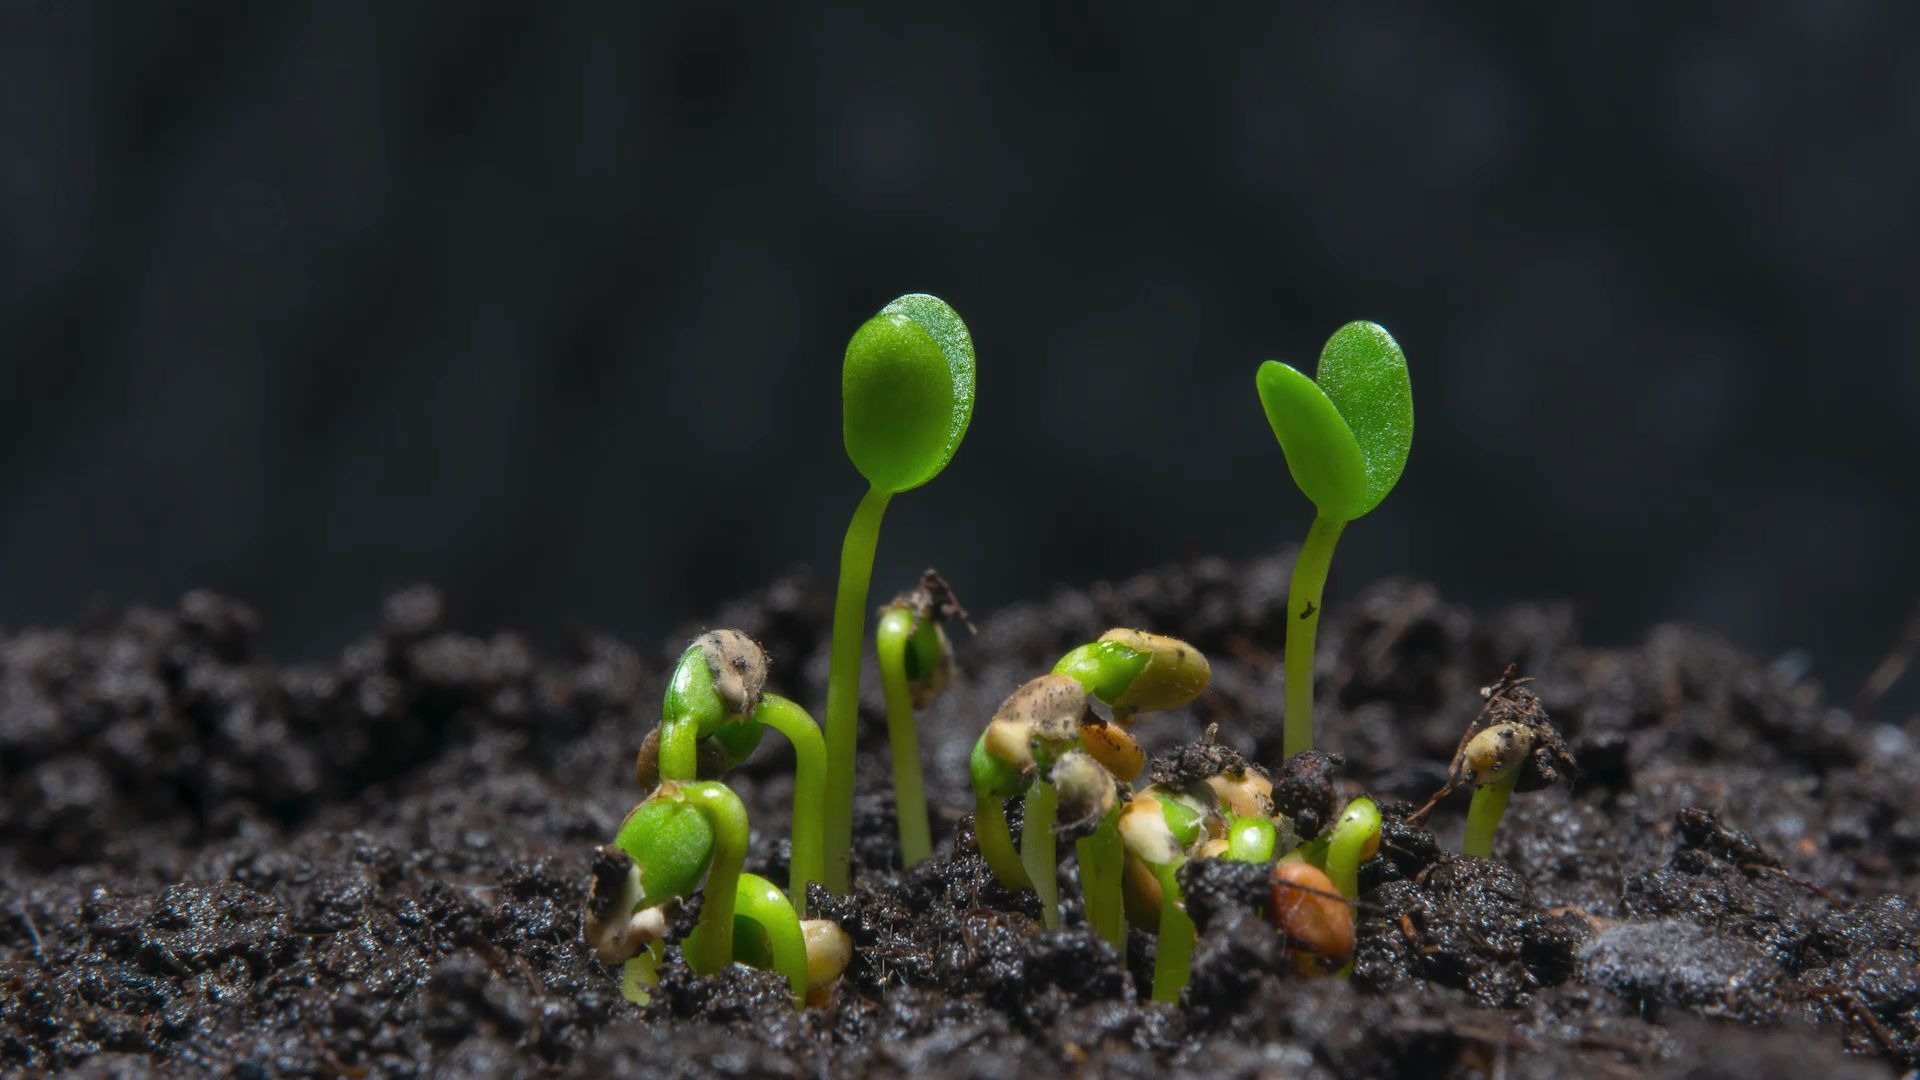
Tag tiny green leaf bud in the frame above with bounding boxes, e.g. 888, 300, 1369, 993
970, 731, 1029, 799
613, 788, 719, 908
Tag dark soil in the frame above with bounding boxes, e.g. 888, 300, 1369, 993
4, 556, 1917, 1077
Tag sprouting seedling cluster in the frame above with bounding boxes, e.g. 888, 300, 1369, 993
576, 305, 1594, 1017
639, 629, 827, 908
823, 294, 976, 894
965, 630, 1390, 1003
875, 569, 973, 867
1257, 322, 1413, 758
968, 629, 1212, 936
594, 629, 851, 1008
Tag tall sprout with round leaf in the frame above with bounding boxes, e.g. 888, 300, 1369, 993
1256, 322, 1412, 757
824, 294, 975, 893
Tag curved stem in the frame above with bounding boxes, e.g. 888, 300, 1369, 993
1284, 514, 1347, 758
875, 608, 932, 867
975, 791, 1032, 891
1150, 860, 1195, 1004
1076, 812, 1127, 949
1324, 797, 1381, 898
658, 711, 698, 783
1021, 781, 1061, 929
1462, 773, 1516, 859
732, 872, 810, 1006
753, 694, 827, 912
681, 782, 748, 975
823, 486, 892, 893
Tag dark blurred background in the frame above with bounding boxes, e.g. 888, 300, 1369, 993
2, 3, 1916, 716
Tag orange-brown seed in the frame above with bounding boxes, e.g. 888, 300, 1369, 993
1269, 861, 1354, 975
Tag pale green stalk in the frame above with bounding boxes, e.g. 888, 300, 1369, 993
1284, 515, 1347, 757
752, 694, 827, 910
822, 487, 891, 893
875, 607, 932, 866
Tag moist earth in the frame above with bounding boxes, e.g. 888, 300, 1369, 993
2, 555, 1917, 1077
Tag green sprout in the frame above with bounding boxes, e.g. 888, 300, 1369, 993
1294, 795, 1380, 978
589, 781, 804, 1005
874, 571, 970, 867
647, 631, 826, 910
1256, 322, 1413, 757
1410, 666, 1574, 859
823, 293, 976, 894
968, 632, 1211, 935
1114, 785, 1210, 1003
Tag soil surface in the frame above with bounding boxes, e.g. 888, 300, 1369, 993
4, 554, 1917, 1077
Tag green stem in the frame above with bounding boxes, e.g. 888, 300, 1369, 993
753, 694, 827, 912
1021, 782, 1061, 929
1462, 773, 1516, 859
875, 607, 932, 867
732, 872, 810, 1006
659, 711, 698, 783
681, 782, 748, 975
1324, 797, 1381, 898
823, 486, 892, 893
1284, 514, 1347, 758
1076, 813, 1127, 949
1150, 861, 1195, 1003
976, 792, 1033, 891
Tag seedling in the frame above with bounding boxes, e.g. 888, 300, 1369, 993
968, 631, 1211, 934
823, 293, 976, 893
647, 631, 826, 909
1256, 321, 1413, 757
874, 570, 972, 867
1409, 665, 1575, 858
588, 780, 828, 1006
1290, 795, 1380, 978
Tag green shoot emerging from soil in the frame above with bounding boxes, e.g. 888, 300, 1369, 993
1256, 321, 1412, 757
591, 779, 848, 1008
875, 571, 970, 867
644, 631, 826, 910
824, 293, 976, 894
1409, 665, 1575, 859
968, 631, 1211, 936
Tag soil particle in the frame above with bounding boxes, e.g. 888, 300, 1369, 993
4, 550, 1919, 1075
1360, 856, 1589, 1008
1581, 919, 1783, 1023
1269, 748, 1345, 839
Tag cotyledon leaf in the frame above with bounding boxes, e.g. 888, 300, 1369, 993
842, 293, 976, 494
1256, 360, 1369, 521
1314, 321, 1411, 519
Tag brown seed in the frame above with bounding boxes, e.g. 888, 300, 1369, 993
1206, 767, 1275, 819
1269, 860, 1353, 975
695, 629, 769, 717
1081, 720, 1145, 781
